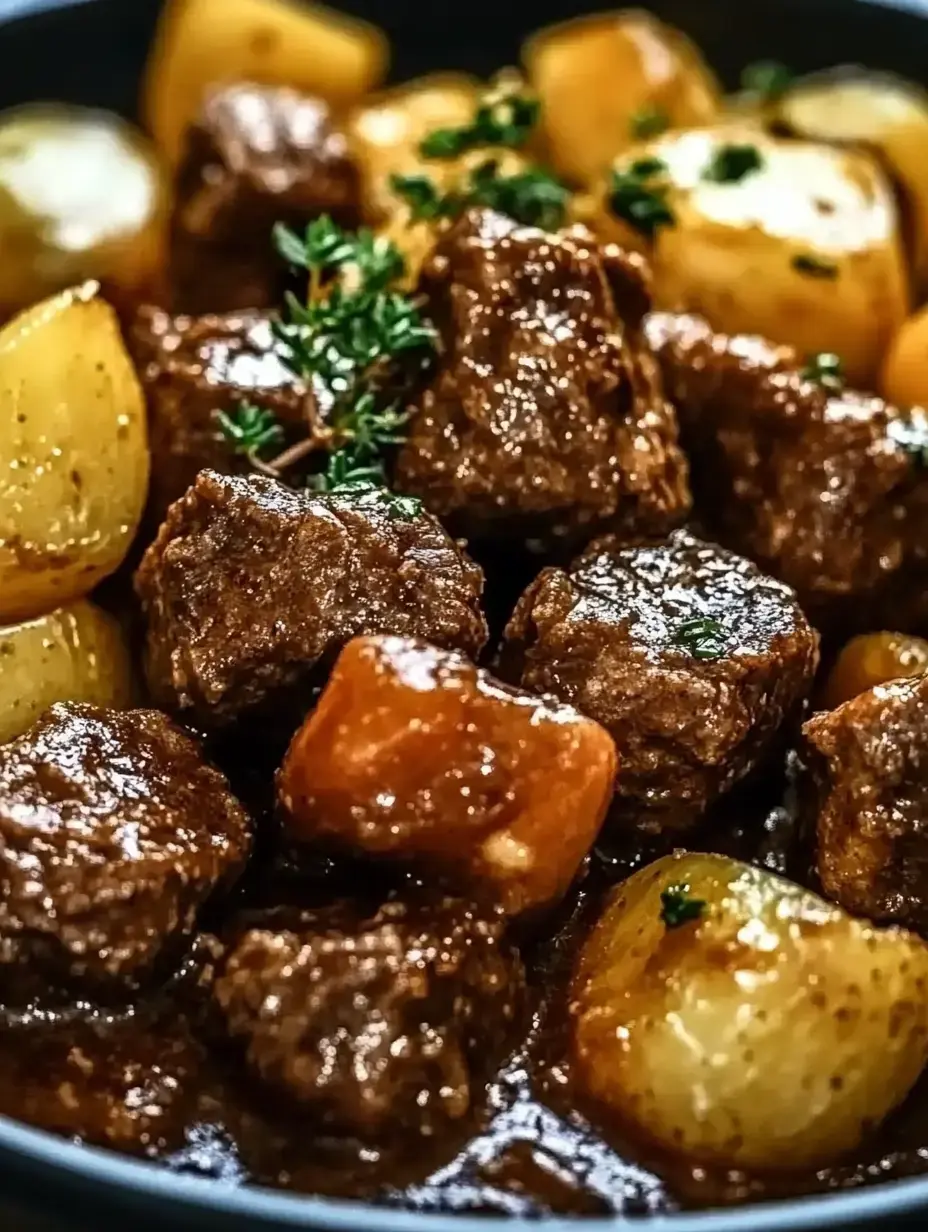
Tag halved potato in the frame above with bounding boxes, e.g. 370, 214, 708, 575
883, 302, 928, 408
774, 71, 928, 288
0, 600, 134, 745
0, 283, 150, 622
524, 10, 721, 187
572, 852, 928, 1171
604, 126, 910, 386
144, 0, 388, 166
0, 104, 170, 320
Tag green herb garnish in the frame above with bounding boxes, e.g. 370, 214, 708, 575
673, 617, 727, 660
741, 60, 794, 102
609, 157, 675, 237
802, 352, 844, 390
888, 410, 928, 468
216, 402, 284, 459
419, 88, 540, 159
703, 143, 764, 185
629, 104, 670, 141
393, 160, 570, 231
660, 884, 707, 929
792, 253, 839, 280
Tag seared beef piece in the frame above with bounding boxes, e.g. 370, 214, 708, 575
394, 209, 690, 554
136, 472, 489, 729
802, 674, 928, 934
214, 898, 523, 1135
0, 703, 251, 996
502, 529, 819, 831
278, 635, 617, 916
645, 311, 928, 634
170, 82, 359, 314
129, 305, 308, 523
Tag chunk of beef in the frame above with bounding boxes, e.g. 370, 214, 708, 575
803, 674, 928, 934
395, 209, 690, 554
278, 635, 616, 915
0, 703, 251, 996
129, 305, 308, 523
213, 898, 523, 1136
645, 311, 928, 634
136, 472, 489, 729
170, 82, 359, 314
502, 529, 819, 831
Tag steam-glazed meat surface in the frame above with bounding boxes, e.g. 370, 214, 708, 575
136, 472, 488, 728
129, 306, 306, 521
0, 703, 251, 996
214, 898, 523, 1135
279, 635, 617, 915
503, 529, 818, 830
645, 311, 928, 633
803, 674, 928, 934
395, 208, 690, 552
170, 82, 359, 313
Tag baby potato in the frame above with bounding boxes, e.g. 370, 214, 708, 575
0, 105, 169, 320
349, 73, 481, 223
883, 303, 928, 409
0, 600, 134, 746
605, 126, 910, 387
822, 631, 928, 709
524, 10, 721, 187
572, 852, 928, 1172
0, 283, 149, 623
144, 0, 388, 166
775, 71, 928, 287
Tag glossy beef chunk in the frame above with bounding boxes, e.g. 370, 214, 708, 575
214, 898, 523, 1136
803, 674, 928, 934
279, 635, 616, 915
136, 472, 489, 730
0, 704, 251, 998
171, 82, 359, 314
129, 305, 307, 523
503, 529, 818, 831
646, 311, 928, 634
395, 209, 690, 554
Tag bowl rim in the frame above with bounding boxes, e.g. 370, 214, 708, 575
1, 0, 928, 1226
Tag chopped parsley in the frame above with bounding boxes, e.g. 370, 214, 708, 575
801, 352, 844, 391
792, 253, 839, 279
609, 157, 675, 237
629, 104, 670, 141
660, 884, 707, 929
702, 143, 764, 185
392, 160, 570, 232
419, 89, 540, 159
673, 617, 727, 660
740, 60, 794, 102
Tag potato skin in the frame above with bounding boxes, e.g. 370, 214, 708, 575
822, 631, 928, 709
0, 283, 150, 622
0, 601, 134, 746
572, 852, 928, 1172
883, 303, 928, 410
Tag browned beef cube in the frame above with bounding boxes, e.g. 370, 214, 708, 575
129, 305, 308, 524
803, 674, 928, 933
0, 704, 251, 997
394, 209, 690, 555
170, 82, 360, 314
135, 471, 489, 729
646, 311, 928, 634
503, 529, 819, 831
214, 898, 523, 1135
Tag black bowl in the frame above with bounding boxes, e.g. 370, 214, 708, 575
1, 0, 928, 1228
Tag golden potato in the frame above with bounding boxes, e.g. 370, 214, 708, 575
572, 852, 928, 1172
883, 303, 928, 408
0, 283, 149, 623
775, 71, 928, 287
349, 73, 481, 223
603, 126, 910, 386
524, 10, 721, 187
822, 631, 928, 709
144, 0, 388, 166
0, 105, 169, 320
0, 600, 134, 746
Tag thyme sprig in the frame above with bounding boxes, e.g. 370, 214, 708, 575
214, 403, 284, 461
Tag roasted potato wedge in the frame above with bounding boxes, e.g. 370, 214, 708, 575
572, 852, 928, 1171
883, 302, 928, 409
144, 0, 388, 166
524, 10, 721, 187
0, 283, 149, 622
603, 126, 910, 386
0, 600, 134, 746
822, 631, 928, 709
0, 104, 169, 320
